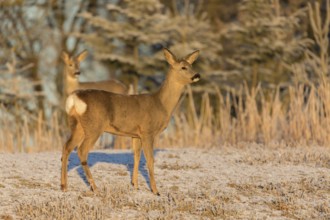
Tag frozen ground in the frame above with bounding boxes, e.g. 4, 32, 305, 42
0, 144, 329, 219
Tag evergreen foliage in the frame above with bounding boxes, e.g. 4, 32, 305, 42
77, 0, 169, 89
220, 0, 313, 89
77, 0, 222, 91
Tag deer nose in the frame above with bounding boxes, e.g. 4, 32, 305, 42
191, 73, 200, 82
74, 71, 81, 76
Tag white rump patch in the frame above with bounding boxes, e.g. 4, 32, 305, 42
65, 95, 74, 114
74, 96, 87, 115
65, 94, 87, 115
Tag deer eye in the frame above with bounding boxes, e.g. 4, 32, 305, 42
181, 66, 187, 70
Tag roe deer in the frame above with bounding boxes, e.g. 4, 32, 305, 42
61, 48, 200, 195
61, 50, 128, 96
62, 50, 128, 149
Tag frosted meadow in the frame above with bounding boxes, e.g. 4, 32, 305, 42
1, 146, 329, 219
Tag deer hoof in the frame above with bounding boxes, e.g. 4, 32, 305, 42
90, 185, 98, 193
61, 184, 67, 192
131, 182, 139, 190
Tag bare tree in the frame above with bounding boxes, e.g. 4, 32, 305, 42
0, 0, 103, 113
0, 1, 46, 111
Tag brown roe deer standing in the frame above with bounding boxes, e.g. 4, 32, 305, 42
61, 50, 128, 96
62, 50, 128, 149
61, 48, 200, 195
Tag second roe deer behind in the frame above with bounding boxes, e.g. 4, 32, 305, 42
61, 50, 128, 96
62, 50, 128, 149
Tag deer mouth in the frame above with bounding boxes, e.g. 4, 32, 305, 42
191, 73, 200, 82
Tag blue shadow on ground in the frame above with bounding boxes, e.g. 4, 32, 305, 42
67, 149, 162, 190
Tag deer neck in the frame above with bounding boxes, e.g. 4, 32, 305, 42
156, 70, 185, 115
64, 70, 79, 95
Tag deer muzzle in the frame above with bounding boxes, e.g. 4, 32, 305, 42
74, 71, 81, 76
191, 73, 200, 82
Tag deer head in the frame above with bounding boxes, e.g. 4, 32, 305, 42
61, 50, 88, 79
163, 48, 200, 84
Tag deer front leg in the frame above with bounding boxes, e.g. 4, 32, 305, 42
141, 136, 159, 196
132, 137, 142, 189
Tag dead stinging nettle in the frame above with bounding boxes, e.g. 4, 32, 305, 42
61, 48, 201, 195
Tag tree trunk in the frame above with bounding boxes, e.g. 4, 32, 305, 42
26, 57, 44, 113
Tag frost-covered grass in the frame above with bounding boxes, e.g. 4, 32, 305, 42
0, 145, 329, 219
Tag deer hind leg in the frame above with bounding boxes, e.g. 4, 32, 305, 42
131, 137, 142, 189
77, 132, 101, 192
141, 136, 159, 196
61, 122, 84, 191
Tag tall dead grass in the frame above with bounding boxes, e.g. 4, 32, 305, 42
0, 105, 63, 153
1, 75, 330, 152
160, 81, 330, 148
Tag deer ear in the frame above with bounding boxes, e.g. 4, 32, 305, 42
184, 50, 199, 64
163, 48, 177, 66
76, 50, 88, 62
61, 51, 70, 64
